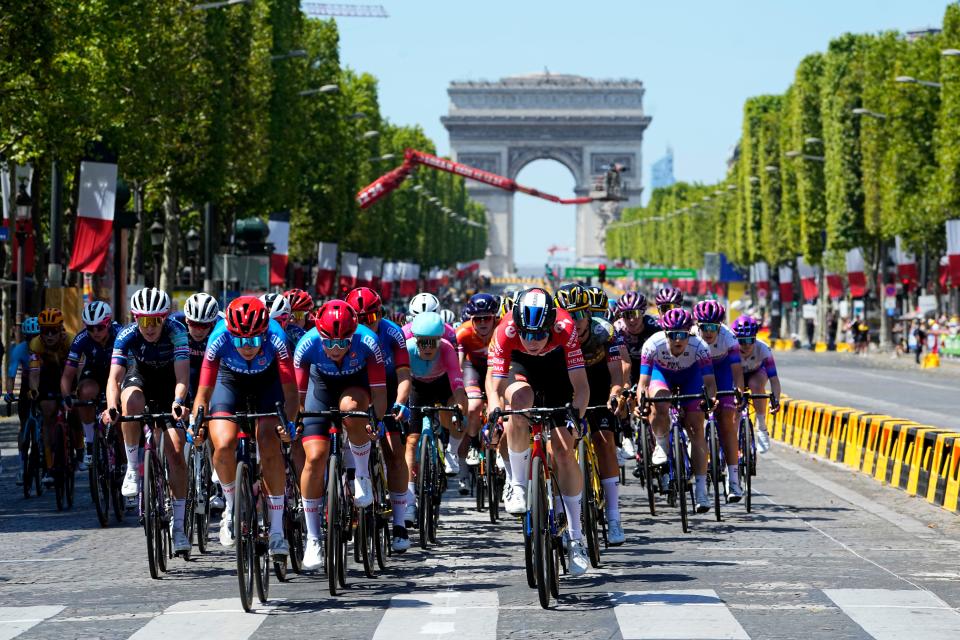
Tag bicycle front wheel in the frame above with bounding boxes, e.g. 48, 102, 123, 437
143, 447, 161, 580
91, 434, 110, 527
707, 421, 721, 522
531, 456, 552, 609
486, 447, 500, 523
253, 483, 270, 604
741, 417, 754, 513
325, 454, 341, 596
578, 440, 601, 568
640, 419, 656, 516
235, 462, 255, 612
673, 426, 689, 534
417, 436, 433, 550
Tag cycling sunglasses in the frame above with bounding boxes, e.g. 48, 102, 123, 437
416, 337, 440, 349
321, 337, 351, 350
698, 322, 721, 333
136, 315, 166, 329
292, 310, 308, 322
41, 328, 60, 336
358, 309, 382, 324
666, 330, 690, 341
472, 314, 496, 323
622, 309, 643, 319
658, 303, 680, 313
187, 320, 214, 330
570, 309, 590, 320
232, 335, 263, 349
519, 329, 549, 342
85, 323, 109, 333
738, 336, 757, 345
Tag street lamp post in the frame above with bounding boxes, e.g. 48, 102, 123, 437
298, 84, 338, 97
14, 180, 31, 325
895, 75, 942, 89
186, 229, 201, 288
852, 107, 887, 120
149, 220, 164, 287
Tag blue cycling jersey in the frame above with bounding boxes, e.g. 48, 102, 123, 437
6, 341, 30, 379
203, 319, 291, 376
376, 318, 407, 376
111, 318, 190, 369
294, 325, 386, 383
285, 323, 306, 349
66, 322, 122, 371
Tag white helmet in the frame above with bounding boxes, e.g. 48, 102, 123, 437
82, 301, 112, 326
260, 292, 291, 320
408, 292, 440, 318
184, 292, 220, 323
130, 287, 171, 316
439, 309, 455, 325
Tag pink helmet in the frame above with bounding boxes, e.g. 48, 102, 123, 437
616, 291, 647, 312
693, 300, 725, 323
655, 287, 683, 307
660, 308, 693, 332
732, 315, 761, 337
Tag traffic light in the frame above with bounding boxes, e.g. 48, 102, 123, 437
598, 264, 606, 284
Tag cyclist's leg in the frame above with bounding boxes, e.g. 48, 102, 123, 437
503, 379, 533, 497
747, 370, 770, 428
590, 411, 620, 517
300, 377, 333, 552
75, 377, 101, 457
39, 398, 57, 470
648, 369, 674, 456
717, 405, 740, 491
119, 365, 147, 478
341, 386, 373, 475
683, 407, 708, 475
252, 370, 288, 545
381, 376, 409, 528
463, 361, 486, 448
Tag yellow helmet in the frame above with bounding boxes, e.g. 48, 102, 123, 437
585, 286, 608, 313
554, 285, 589, 312
37, 308, 64, 329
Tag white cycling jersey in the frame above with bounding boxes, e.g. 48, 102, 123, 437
640, 331, 712, 373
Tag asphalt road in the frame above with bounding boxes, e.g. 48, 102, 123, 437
2, 427, 959, 639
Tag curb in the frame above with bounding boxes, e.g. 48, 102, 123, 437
772, 398, 960, 513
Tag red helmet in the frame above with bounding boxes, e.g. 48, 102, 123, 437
315, 300, 358, 340
226, 296, 270, 338
345, 287, 382, 316
284, 288, 314, 313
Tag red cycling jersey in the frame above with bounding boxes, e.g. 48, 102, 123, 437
488, 309, 585, 379
456, 319, 493, 369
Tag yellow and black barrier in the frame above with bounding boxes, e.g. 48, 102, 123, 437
771, 397, 960, 513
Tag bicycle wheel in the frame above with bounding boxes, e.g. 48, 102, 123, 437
143, 449, 162, 579
110, 435, 125, 522
577, 440, 601, 568
639, 420, 656, 516
253, 484, 270, 604
359, 505, 376, 578
52, 426, 66, 511
531, 456, 552, 609
741, 417, 754, 513
235, 461, 255, 612
475, 456, 485, 512
486, 447, 499, 523
195, 448, 211, 554
417, 435, 432, 550
325, 453, 340, 596
65, 427, 75, 509
707, 420, 721, 522
429, 460, 442, 545
673, 425, 689, 534
287, 483, 305, 574
22, 432, 35, 499
156, 444, 170, 574
181, 450, 197, 561
91, 434, 110, 527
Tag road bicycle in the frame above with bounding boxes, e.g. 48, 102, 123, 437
10, 398, 44, 499
737, 391, 775, 513
409, 405, 462, 549
184, 427, 215, 556
81, 397, 126, 527
476, 429, 505, 523
579, 406, 611, 568
50, 403, 79, 512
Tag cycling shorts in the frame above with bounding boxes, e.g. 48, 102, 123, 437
743, 368, 768, 388
302, 370, 370, 442
585, 406, 616, 433
209, 361, 284, 417
649, 365, 704, 413
711, 359, 737, 410
78, 365, 109, 390
36, 364, 61, 400
509, 349, 572, 411
409, 375, 453, 436
121, 360, 177, 414
462, 359, 487, 400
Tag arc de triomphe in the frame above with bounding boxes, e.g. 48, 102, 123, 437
441, 72, 651, 276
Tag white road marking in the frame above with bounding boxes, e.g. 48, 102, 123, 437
371, 591, 498, 640
0, 558, 76, 563
0, 606, 64, 640
824, 589, 960, 639
613, 590, 749, 639
127, 599, 270, 640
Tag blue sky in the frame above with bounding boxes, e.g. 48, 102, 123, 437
335, 1, 952, 266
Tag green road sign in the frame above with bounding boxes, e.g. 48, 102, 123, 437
563, 267, 596, 278
605, 268, 631, 278
634, 267, 697, 279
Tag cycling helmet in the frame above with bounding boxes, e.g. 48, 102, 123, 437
130, 287, 171, 316
463, 293, 498, 318
408, 292, 440, 317
81, 301, 112, 326
259, 292, 291, 320
439, 309, 456, 324
315, 300, 358, 339
412, 311, 445, 338
225, 296, 269, 338
732, 315, 762, 338
37, 308, 64, 328
184, 292, 220, 323
655, 287, 683, 307
390, 309, 407, 326
498, 295, 514, 319
21, 317, 40, 337
660, 308, 694, 332
693, 300, 726, 324
284, 288, 314, 313
586, 286, 608, 313
616, 291, 647, 313
345, 287, 382, 316
554, 285, 589, 312
512, 288, 556, 333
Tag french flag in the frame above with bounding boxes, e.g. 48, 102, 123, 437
381, 262, 396, 301
339, 251, 359, 295
315, 241, 338, 297
797, 256, 819, 301
845, 248, 866, 298
68, 161, 117, 274
894, 236, 918, 285
947, 220, 960, 286
778, 265, 794, 304
267, 210, 290, 286
750, 261, 770, 298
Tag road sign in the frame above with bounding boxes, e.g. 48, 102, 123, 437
633, 267, 697, 279
884, 284, 896, 298
606, 268, 631, 278
0, 227, 8, 242
563, 267, 596, 279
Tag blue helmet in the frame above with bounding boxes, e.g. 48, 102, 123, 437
411, 311, 445, 338
21, 317, 40, 337
464, 293, 498, 318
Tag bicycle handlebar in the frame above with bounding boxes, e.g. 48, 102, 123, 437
410, 405, 463, 424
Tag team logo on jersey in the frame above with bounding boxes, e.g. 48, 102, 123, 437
504, 324, 517, 339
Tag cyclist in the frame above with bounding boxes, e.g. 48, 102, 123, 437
655, 286, 684, 316
613, 291, 660, 464
28, 309, 74, 480
189, 296, 299, 557
406, 311, 469, 488
293, 300, 388, 570
404, 292, 457, 346
731, 315, 782, 453
345, 286, 415, 552
173, 293, 221, 400
456, 293, 500, 484
485, 288, 591, 577
284, 288, 314, 345
498, 294, 514, 320
637, 307, 718, 514
102, 288, 191, 552
554, 285, 627, 545
692, 300, 745, 501
7, 317, 39, 485
60, 301, 121, 468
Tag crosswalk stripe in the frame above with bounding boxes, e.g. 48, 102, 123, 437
127, 599, 269, 640
613, 590, 749, 640
371, 591, 498, 640
824, 589, 960, 640
0, 606, 65, 640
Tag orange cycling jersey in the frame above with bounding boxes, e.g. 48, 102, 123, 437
456, 319, 492, 369
28, 333, 73, 371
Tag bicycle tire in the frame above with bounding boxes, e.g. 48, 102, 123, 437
707, 420, 721, 522
486, 447, 500, 523
143, 445, 160, 580
254, 485, 270, 604
673, 425, 689, 534
325, 453, 340, 596
65, 425, 75, 510
181, 449, 197, 561
742, 417, 754, 513
235, 462, 255, 611
110, 435, 125, 522
22, 433, 34, 499
417, 432, 432, 550
429, 463, 442, 545
531, 456, 551, 609
359, 505, 376, 578
52, 426, 66, 511
578, 440, 601, 568
91, 434, 109, 526
287, 481, 305, 574
639, 420, 656, 516
156, 441, 170, 575
475, 457, 485, 513
195, 448, 210, 554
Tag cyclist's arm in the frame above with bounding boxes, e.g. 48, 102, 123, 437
607, 357, 623, 398
105, 363, 126, 413
275, 343, 300, 418
702, 373, 718, 401
731, 362, 745, 391
173, 359, 190, 406
485, 370, 508, 414
60, 362, 78, 398
27, 354, 40, 393
395, 366, 411, 406
192, 353, 219, 420
567, 367, 589, 419
769, 375, 782, 406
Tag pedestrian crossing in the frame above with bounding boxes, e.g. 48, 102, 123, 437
2, 589, 958, 639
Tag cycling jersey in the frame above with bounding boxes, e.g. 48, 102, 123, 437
402, 321, 458, 346
198, 319, 296, 386
692, 324, 741, 405
579, 317, 622, 367
640, 332, 713, 410
111, 318, 189, 369
456, 319, 492, 369
579, 317, 621, 433
741, 339, 778, 378
7, 341, 30, 380
614, 315, 660, 362
65, 322, 122, 373
374, 318, 411, 376
285, 323, 306, 349
488, 310, 585, 379
293, 324, 386, 391
171, 312, 218, 394
405, 337, 464, 389
29, 332, 74, 397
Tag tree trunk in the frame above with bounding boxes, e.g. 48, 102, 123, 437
128, 182, 145, 287
161, 187, 180, 292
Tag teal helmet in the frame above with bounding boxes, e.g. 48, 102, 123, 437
21, 317, 40, 336
411, 311, 444, 338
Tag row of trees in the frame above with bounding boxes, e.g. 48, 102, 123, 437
1, 0, 486, 294
608, 3, 960, 296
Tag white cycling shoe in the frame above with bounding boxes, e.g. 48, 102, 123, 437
353, 476, 373, 508
756, 428, 771, 453
695, 486, 711, 514
607, 519, 626, 546
504, 484, 526, 515
567, 539, 589, 577
121, 467, 139, 498
269, 532, 289, 558
727, 480, 743, 504
302, 537, 323, 570
443, 452, 460, 476
219, 513, 235, 547
651, 444, 668, 466
621, 437, 637, 459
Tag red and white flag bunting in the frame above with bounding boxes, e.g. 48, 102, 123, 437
267, 210, 290, 286
894, 236, 918, 283
824, 267, 844, 300
778, 265, 794, 303
339, 252, 359, 294
750, 262, 770, 297
315, 241, 338, 297
1, 162, 36, 274
399, 262, 419, 298
381, 261, 397, 300
357, 256, 377, 288
946, 220, 960, 285
69, 161, 117, 274
370, 257, 383, 289
796, 256, 819, 301
845, 248, 866, 298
